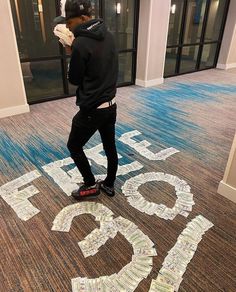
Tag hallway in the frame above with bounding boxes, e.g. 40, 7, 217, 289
1, 69, 236, 291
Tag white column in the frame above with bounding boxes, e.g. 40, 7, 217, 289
0, 0, 29, 119
218, 133, 236, 203
136, 0, 171, 87
217, 0, 236, 70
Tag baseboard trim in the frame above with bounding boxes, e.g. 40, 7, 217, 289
218, 180, 236, 203
136, 78, 164, 87
217, 63, 236, 70
217, 63, 227, 70
0, 104, 30, 119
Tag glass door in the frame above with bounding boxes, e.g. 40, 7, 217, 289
10, 0, 66, 103
101, 0, 139, 85
164, 0, 230, 77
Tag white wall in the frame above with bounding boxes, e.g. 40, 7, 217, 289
218, 133, 236, 203
217, 0, 236, 70
0, 0, 29, 119
227, 24, 236, 64
136, 0, 171, 87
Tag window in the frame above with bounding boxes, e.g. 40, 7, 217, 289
103, 0, 138, 85
10, 0, 139, 103
165, 0, 229, 78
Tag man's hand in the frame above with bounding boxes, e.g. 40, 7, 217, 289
53, 24, 75, 47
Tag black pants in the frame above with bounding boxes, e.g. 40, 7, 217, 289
67, 104, 118, 187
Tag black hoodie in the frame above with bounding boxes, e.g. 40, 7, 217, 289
68, 19, 118, 113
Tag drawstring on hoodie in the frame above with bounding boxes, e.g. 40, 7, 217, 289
87, 21, 101, 31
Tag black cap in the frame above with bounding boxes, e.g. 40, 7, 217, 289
54, 0, 92, 24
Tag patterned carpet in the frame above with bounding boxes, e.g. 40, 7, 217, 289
0, 68, 236, 291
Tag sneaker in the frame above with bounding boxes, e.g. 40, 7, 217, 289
99, 181, 115, 197
71, 183, 100, 200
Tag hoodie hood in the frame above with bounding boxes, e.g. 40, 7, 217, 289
73, 19, 107, 40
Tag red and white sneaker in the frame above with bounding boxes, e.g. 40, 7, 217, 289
71, 183, 100, 200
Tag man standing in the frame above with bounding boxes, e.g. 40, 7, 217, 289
54, 0, 118, 199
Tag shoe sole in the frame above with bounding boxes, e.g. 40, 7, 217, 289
71, 194, 99, 200
100, 185, 115, 197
